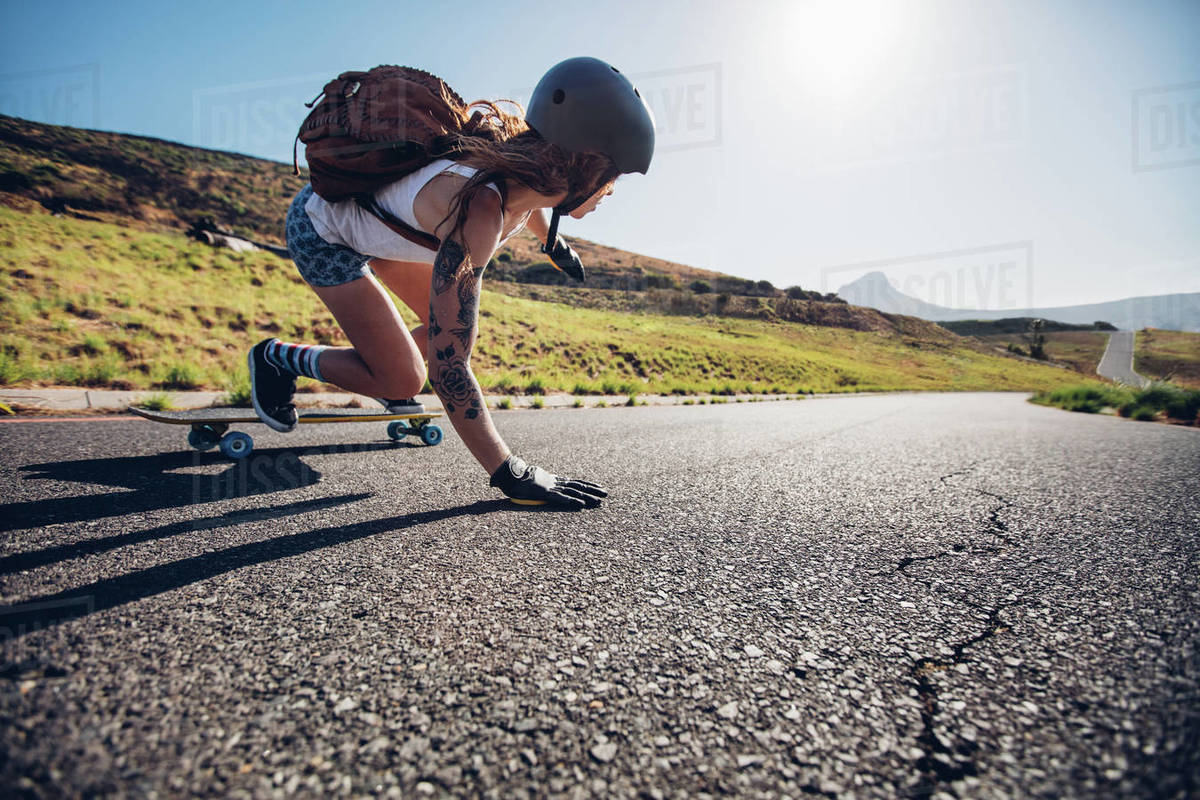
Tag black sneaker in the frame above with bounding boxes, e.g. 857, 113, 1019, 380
249, 339, 298, 432
377, 397, 425, 415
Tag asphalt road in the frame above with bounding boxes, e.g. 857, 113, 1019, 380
1097, 331, 1149, 387
1, 393, 1197, 799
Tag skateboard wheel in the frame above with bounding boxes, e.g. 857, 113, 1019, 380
421, 425, 443, 446
387, 420, 410, 440
188, 426, 220, 451
219, 431, 254, 459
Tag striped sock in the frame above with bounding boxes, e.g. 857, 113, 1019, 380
264, 340, 327, 382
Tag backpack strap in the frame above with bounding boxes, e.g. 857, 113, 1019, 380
355, 195, 441, 252
356, 176, 511, 254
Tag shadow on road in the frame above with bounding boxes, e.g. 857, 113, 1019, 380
0, 499, 510, 643
1, 442, 402, 533
0, 493, 372, 575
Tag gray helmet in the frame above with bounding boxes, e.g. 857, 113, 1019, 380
526, 57, 656, 175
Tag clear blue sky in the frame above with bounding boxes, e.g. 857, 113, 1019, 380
2, 0, 1198, 309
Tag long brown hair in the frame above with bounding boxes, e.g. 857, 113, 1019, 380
431, 97, 618, 262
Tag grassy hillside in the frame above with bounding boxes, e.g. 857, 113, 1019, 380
940, 318, 1127, 375
1135, 329, 1200, 388
486, 282, 957, 336
965, 327, 1199, 387
0, 114, 799, 296
968, 331, 1110, 374
0, 200, 1079, 396
0, 114, 296, 245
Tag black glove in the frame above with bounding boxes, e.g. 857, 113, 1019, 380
541, 236, 585, 282
490, 455, 608, 509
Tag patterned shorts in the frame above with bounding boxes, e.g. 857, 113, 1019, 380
285, 184, 372, 287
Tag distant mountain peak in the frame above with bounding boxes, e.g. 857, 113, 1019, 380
857, 271, 892, 286
835, 270, 1199, 332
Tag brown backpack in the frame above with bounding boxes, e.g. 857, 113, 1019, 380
291, 65, 495, 251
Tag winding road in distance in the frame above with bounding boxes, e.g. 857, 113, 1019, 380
1097, 330, 1149, 387
1, 393, 1196, 798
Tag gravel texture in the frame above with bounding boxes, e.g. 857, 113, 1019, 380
1, 392, 1197, 798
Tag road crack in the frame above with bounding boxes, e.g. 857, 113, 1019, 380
907, 603, 1016, 798
974, 489, 1014, 546
934, 461, 980, 491
894, 464, 1026, 797
893, 465, 1015, 575
891, 543, 972, 576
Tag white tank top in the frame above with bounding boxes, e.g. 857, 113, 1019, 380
304, 159, 529, 263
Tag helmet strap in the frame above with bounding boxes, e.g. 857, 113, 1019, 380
545, 164, 620, 249
545, 209, 561, 251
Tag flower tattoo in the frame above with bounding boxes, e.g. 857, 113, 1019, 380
433, 345, 474, 406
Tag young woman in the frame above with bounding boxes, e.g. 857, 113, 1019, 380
250, 57, 655, 509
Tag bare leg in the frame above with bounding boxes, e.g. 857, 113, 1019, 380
370, 258, 433, 364
310, 274, 427, 398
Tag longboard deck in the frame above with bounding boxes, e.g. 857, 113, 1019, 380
129, 406, 441, 426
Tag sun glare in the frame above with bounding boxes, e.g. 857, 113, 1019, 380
793, 0, 901, 95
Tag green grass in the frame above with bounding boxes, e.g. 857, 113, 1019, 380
1032, 381, 1200, 423
160, 363, 201, 389
138, 392, 175, 411
489, 373, 517, 394
1030, 383, 1134, 414
219, 371, 252, 407
0, 204, 327, 390
1128, 405, 1158, 421
0, 203, 1088, 397
1120, 383, 1200, 422
474, 292, 1079, 396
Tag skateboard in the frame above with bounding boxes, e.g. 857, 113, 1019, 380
129, 406, 444, 459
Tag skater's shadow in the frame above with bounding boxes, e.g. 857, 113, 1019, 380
1, 443, 398, 534
0, 493, 371, 575
0, 499, 510, 642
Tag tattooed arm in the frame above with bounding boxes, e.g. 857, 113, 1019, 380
428, 191, 510, 474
